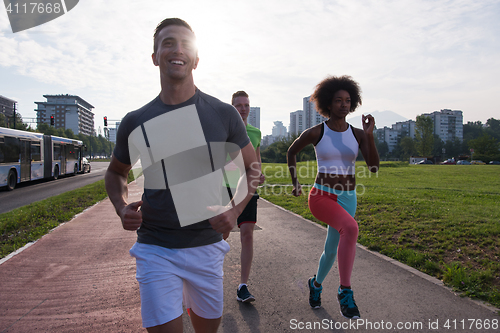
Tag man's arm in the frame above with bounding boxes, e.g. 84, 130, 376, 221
105, 155, 143, 231
208, 142, 259, 235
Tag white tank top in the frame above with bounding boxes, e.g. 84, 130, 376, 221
314, 122, 359, 175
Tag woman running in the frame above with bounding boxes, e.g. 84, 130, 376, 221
287, 75, 379, 319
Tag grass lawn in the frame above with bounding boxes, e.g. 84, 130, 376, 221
0, 170, 138, 259
258, 161, 500, 308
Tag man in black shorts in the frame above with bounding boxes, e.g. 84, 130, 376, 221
230, 91, 265, 303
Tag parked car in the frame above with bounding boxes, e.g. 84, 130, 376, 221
82, 157, 91, 173
456, 160, 471, 165
417, 159, 433, 164
442, 159, 456, 165
489, 161, 500, 165
471, 160, 485, 165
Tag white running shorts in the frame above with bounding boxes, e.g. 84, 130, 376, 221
129, 240, 230, 328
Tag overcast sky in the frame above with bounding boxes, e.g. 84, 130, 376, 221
1, 0, 499, 136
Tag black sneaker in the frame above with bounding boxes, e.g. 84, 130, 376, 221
308, 276, 322, 309
337, 287, 360, 319
237, 285, 255, 303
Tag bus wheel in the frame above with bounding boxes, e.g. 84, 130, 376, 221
53, 166, 59, 180
7, 170, 16, 191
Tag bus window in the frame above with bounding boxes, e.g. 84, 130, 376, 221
31, 142, 42, 162
0, 137, 4, 163
54, 144, 61, 161
3, 136, 21, 163
66, 144, 78, 161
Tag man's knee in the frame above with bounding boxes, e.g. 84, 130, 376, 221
240, 223, 255, 244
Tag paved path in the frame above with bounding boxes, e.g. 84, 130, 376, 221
0, 178, 498, 332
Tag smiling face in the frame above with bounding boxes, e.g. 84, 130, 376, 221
328, 90, 351, 120
232, 96, 250, 123
152, 24, 199, 82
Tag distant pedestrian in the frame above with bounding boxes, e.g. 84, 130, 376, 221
228, 91, 265, 303
105, 18, 260, 333
287, 75, 379, 319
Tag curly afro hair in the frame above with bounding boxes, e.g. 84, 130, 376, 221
310, 75, 362, 118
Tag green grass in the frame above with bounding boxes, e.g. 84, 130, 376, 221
0, 170, 140, 259
259, 162, 500, 309
0, 180, 109, 258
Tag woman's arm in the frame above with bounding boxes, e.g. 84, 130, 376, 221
287, 125, 321, 196
357, 114, 380, 173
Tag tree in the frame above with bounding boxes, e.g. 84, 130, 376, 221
432, 135, 444, 160
463, 121, 483, 142
398, 136, 417, 161
468, 134, 500, 162
0, 112, 29, 130
415, 115, 434, 157
443, 138, 463, 159
485, 118, 500, 141
37, 123, 57, 135
261, 133, 315, 163
376, 140, 389, 159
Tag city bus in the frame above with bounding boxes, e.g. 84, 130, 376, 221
0, 128, 85, 190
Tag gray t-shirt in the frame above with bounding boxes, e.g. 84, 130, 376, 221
114, 89, 250, 248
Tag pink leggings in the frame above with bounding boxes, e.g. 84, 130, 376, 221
308, 187, 358, 287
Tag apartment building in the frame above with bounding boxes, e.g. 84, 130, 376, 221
35, 94, 95, 136
422, 109, 463, 142
289, 110, 305, 136
248, 106, 260, 129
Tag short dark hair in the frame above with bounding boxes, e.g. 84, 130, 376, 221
231, 91, 249, 105
153, 18, 195, 54
310, 75, 362, 118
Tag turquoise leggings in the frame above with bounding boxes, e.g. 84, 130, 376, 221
309, 183, 357, 286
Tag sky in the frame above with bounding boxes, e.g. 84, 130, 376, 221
1, 0, 499, 137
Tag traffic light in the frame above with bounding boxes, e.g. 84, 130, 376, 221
50, 115, 54, 126
104, 116, 108, 127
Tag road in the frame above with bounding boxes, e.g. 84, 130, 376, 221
0, 162, 109, 215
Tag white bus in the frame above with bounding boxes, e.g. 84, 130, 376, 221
0, 128, 85, 190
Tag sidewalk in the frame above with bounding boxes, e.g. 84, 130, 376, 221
0, 178, 498, 332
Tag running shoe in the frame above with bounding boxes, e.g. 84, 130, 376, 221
308, 275, 322, 309
337, 287, 360, 319
237, 285, 255, 303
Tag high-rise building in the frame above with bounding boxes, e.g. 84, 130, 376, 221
108, 122, 121, 144
375, 127, 400, 152
289, 110, 305, 136
248, 106, 260, 129
392, 120, 416, 139
0, 95, 16, 118
272, 121, 287, 138
375, 120, 416, 152
261, 134, 276, 148
303, 96, 327, 129
375, 109, 464, 153
422, 109, 463, 142
35, 94, 95, 136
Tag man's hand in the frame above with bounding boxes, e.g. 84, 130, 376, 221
259, 173, 266, 185
119, 200, 143, 231
207, 205, 237, 235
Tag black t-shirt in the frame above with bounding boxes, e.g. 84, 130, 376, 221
114, 89, 250, 248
